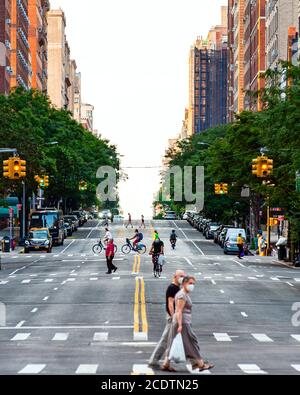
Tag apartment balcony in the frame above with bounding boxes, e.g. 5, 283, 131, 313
38, 27, 47, 47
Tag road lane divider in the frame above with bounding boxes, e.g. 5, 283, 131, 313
133, 277, 148, 341
132, 255, 141, 275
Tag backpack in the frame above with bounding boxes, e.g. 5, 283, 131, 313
138, 232, 144, 241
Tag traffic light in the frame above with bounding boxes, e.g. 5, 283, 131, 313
214, 184, 221, 195
44, 176, 49, 188
34, 175, 41, 184
252, 156, 274, 178
3, 159, 11, 178
220, 183, 228, 195
79, 180, 88, 191
252, 158, 259, 176
3, 157, 26, 180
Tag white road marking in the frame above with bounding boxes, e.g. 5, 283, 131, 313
30, 274, 38, 277
43, 296, 49, 301
238, 364, 267, 375
31, 308, 38, 313
10, 267, 26, 275
93, 332, 108, 341
11, 333, 30, 341
90, 278, 98, 281
22, 280, 31, 284
184, 257, 195, 269
214, 333, 232, 342
248, 277, 258, 280
172, 221, 205, 256
220, 290, 225, 294
294, 278, 300, 282
287, 282, 294, 287
252, 334, 273, 343
16, 321, 26, 328
241, 312, 248, 318
230, 301, 235, 304
18, 364, 46, 374
271, 277, 280, 282
132, 364, 154, 375
112, 277, 120, 280
60, 239, 75, 255
0, 325, 133, 330
44, 279, 53, 283
291, 365, 300, 372
52, 333, 69, 341
211, 280, 216, 285
54, 288, 58, 291
0, 281, 9, 285
76, 364, 98, 375
291, 335, 300, 342
232, 259, 246, 268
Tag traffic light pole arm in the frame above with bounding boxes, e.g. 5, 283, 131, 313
0, 148, 18, 156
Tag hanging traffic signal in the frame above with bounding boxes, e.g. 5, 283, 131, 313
252, 156, 274, 178
44, 176, 49, 188
220, 183, 228, 195
79, 180, 88, 191
252, 158, 259, 176
214, 184, 221, 195
3, 159, 11, 178
34, 175, 41, 184
3, 157, 26, 180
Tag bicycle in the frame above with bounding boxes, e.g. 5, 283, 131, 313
121, 238, 147, 255
152, 253, 163, 278
92, 240, 118, 254
170, 239, 177, 250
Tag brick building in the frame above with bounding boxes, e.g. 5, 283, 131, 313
28, 0, 50, 92
0, 0, 11, 94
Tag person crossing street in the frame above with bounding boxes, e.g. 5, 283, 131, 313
105, 238, 118, 274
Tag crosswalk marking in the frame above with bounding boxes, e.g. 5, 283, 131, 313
131, 364, 154, 375
18, 364, 46, 374
31, 308, 38, 313
52, 333, 69, 341
291, 335, 300, 342
0, 281, 9, 285
93, 333, 108, 341
294, 278, 300, 282
251, 334, 273, 343
238, 364, 267, 374
291, 365, 300, 372
214, 333, 232, 342
11, 333, 31, 341
90, 278, 98, 281
76, 364, 98, 374
22, 280, 31, 284
45, 279, 53, 283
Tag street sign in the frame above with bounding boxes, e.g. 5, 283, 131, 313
278, 215, 285, 221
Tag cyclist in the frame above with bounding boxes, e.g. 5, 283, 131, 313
170, 230, 177, 249
149, 238, 164, 274
129, 229, 143, 251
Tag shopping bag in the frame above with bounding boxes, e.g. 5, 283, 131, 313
158, 255, 166, 266
169, 333, 186, 363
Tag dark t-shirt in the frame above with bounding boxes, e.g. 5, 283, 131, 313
166, 283, 180, 316
152, 240, 164, 254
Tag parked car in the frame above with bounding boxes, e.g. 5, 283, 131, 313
164, 211, 177, 220
223, 228, 247, 254
214, 225, 232, 244
187, 212, 197, 225
30, 209, 64, 246
201, 219, 212, 234
64, 215, 79, 231
113, 215, 124, 223
72, 211, 85, 226
24, 228, 53, 253
204, 222, 221, 239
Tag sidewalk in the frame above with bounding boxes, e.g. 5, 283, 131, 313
0, 227, 23, 254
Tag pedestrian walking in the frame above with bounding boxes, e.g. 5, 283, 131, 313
162, 276, 214, 373
126, 213, 133, 229
237, 233, 244, 259
148, 270, 186, 368
105, 239, 117, 274
141, 215, 146, 229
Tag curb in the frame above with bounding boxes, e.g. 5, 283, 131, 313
272, 260, 300, 270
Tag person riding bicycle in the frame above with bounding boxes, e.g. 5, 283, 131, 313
149, 238, 164, 272
170, 230, 177, 247
129, 229, 144, 250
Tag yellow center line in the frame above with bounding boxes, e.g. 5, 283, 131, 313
140, 277, 148, 334
134, 277, 139, 334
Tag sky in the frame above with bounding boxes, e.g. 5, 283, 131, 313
51, 0, 227, 219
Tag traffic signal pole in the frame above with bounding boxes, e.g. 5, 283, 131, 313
267, 197, 271, 255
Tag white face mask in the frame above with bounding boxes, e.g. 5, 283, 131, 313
178, 277, 184, 285
187, 284, 195, 293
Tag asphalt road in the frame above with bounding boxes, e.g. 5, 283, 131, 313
0, 219, 300, 375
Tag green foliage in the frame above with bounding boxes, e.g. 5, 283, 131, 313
0, 88, 120, 210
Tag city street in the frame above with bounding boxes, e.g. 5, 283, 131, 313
0, 219, 299, 375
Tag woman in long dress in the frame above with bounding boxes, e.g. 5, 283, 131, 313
162, 275, 214, 372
